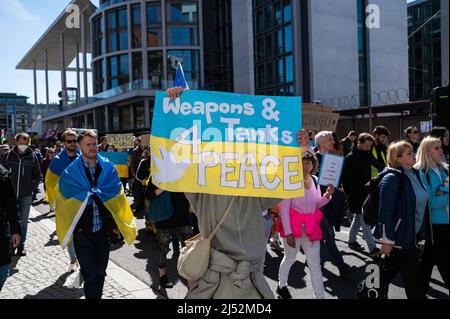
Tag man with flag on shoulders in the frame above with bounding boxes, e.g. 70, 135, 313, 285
45, 129, 81, 273
55, 130, 136, 299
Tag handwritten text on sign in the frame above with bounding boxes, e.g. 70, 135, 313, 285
150, 90, 304, 198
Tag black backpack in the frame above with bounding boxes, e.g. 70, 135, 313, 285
361, 171, 404, 227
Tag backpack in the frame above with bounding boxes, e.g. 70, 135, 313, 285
361, 171, 403, 227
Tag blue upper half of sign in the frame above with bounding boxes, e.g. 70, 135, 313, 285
99, 152, 128, 165
151, 90, 302, 147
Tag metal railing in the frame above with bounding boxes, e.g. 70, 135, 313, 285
39, 79, 200, 118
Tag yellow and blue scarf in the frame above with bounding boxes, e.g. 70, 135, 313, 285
55, 154, 136, 249
45, 148, 81, 208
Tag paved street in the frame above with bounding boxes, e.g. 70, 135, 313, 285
1, 183, 448, 300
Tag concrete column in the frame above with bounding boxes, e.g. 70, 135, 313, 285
81, 13, 89, 98
128, 3, 133, 84
162, 0, 168, 87
76, 44, 81, 103
144, 98, 150, 128
231, 0, 255, 94
45, 49, 49, 106
292, 0, 302, 97
141, 0, 149, 87
60, 33, 67, 105
33, 61, 38, 106
199, 0, 204, 89
105, 105, 110, 132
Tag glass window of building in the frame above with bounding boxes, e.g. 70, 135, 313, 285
107, 54, 129, 89
148, 51, 163, 88
132, 5, 142, 48
134, 104, 145, 129
107, 7, 128, 53
94, 60, 104, 94
133, 53, 143, 81
167, 26, 199, 46
93, 16, 104, 57
147, 3, 162, 47
167, 3, 198, 23
254, 0, 293, 96
167, 50, 200, 89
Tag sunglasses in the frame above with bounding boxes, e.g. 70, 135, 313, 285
64, 140, 77, 144
412, 131, 419, 134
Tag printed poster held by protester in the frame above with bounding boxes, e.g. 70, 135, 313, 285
106, 133, 135, 149
150, 90, 304, 199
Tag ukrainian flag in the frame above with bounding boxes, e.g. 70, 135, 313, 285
99, 152, 129, 178
45, 148, 80, 209
55, 155, 136, 249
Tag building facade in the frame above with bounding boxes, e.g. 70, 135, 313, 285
0, 93, 34, 135
20, 0, 410, 136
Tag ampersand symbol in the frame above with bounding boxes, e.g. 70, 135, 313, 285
262, 98, 280, 122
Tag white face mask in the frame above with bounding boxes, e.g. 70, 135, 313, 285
17, 145, 28, 153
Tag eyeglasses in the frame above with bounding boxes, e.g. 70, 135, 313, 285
64, 140, 77, 144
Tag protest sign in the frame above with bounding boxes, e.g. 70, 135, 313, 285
318, 154, 344, 188
100, 152, 129, 178
106, 133, 135, 149
150, 90, 304, 198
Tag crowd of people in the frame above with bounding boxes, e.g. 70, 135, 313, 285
0, 88, 448, 300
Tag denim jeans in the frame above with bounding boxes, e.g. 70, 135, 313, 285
73, 229, 110, 299
18, 195, 33, 250
67, 241, 77, 261
0, 264, 10, 291
320, 217, 344, 266
348, 213, 376, 251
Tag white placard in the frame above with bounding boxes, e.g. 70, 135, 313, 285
318, 154, 345, 188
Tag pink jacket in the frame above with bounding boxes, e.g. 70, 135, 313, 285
276, 208, 323, 242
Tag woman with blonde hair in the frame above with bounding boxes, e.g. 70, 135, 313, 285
373, 141, 429, 299
414, 136, 449, 292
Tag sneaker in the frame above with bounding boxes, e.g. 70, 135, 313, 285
369, 248, 382, 258
160, 275, 174, 289
348, 241, 365, 252
276, 285, 292, 299
68, 260, 79, 273
270, 238, 283, 251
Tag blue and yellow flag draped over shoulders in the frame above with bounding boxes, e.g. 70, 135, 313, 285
55, 155, 136, 249
45, 148, 81, 208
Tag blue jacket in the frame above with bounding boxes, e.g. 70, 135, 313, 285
420, 167, 449, 225
373, 168, 419, 250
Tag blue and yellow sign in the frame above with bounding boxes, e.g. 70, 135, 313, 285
150, 90, 304, 198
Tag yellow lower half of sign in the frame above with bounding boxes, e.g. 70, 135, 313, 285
115, 165, 129, 178
150, 135, 304, 199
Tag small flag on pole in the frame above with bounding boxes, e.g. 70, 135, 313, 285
174, 62, 189, 90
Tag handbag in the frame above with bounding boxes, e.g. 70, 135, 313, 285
177, 196, 236, 282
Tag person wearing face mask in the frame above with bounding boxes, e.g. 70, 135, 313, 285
342, 133, 381, 257
2, 133, 41, 257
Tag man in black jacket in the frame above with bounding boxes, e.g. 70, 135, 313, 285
2, 133, 41, 256
342, 133, 381, 257
0, 164, 21, 291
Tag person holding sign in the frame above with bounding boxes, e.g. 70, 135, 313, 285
276, 152, 335, 299
164, 87, 314, 299
342, 133, 381, 257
